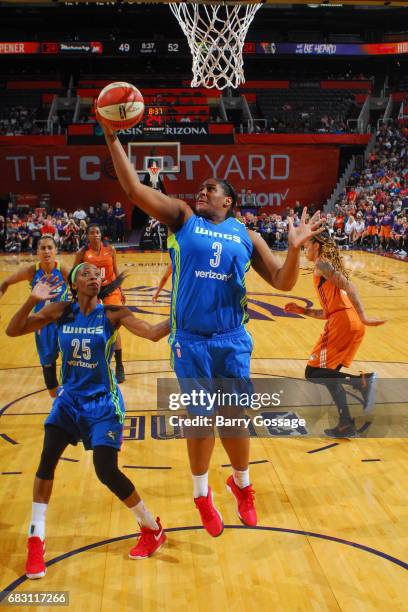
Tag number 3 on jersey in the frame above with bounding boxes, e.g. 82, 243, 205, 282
210, 241, 222, 268
72, 339, 92, 361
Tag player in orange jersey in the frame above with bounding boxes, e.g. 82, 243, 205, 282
285, 230, 385, 438
73, 224, 126, 383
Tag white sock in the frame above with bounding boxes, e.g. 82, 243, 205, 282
192, 473, 208, 498
28, 502, 48, 540
130, 501, 159, 531
233, 468, 250, 489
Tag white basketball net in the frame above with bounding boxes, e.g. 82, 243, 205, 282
169, 2, 263, 90
148, 164, 161, 189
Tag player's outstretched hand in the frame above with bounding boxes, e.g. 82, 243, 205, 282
284, 302, 305, 315
361, 317, 386, 326
31, 276, 62, 303
287, 208, 324, 250
152, 289, 161, 303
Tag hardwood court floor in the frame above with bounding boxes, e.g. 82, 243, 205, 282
0, 250, 407, 611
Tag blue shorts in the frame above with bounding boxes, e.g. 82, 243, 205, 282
35, 323, 59, 367
45, 386, 125, 450
170, 326, 253, 415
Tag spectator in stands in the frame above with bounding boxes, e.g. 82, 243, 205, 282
352, 213, 365, 247
241, 189, 256, 208
73, 207, 87, 223
113, 202, 126, 242
324, 212, 335, 236
379, 206, 393, 251
41, 215, 56, 237
62, 218, 79, 252
78, 219, 88, 247
344, 214, 356, 245
27, 216, 42, 251
17, 223, 31, 252
275, 216, 288, 249
5, 230, 21, 254
333, 227, 348, 249
334, 211, 345, 232
363, 205, 378, 250
294, 201, 303, 217
390, 216, 405, 254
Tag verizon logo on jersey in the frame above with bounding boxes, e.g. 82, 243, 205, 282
195, 270, 232, 282
194, 227, 241, 243
62, 325, 104, 335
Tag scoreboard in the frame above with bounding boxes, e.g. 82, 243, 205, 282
0, 40, 407, 57
0, 40, 188, 56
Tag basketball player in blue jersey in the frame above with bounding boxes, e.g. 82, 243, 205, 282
100, 118, 323, 537
0, 235, 69, 397
6, 262, 170, 578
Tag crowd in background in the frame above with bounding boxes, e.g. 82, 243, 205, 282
0, 201, 126, 253
0, 105, 47, 136
331, 122, 408, 254
1, 122, 407, 255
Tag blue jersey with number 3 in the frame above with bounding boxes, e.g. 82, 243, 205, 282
168, 214, 253, 336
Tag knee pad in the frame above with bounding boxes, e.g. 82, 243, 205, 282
42, 362, 58, 390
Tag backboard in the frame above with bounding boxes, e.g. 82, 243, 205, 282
127, 141, 181, 174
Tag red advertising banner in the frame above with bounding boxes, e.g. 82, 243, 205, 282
0, 144, 339, 218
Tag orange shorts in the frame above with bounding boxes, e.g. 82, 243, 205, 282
308, 309, 365, 369
379, 226, 391, 239
365, 226, 377, 236
102, 288, 124, 306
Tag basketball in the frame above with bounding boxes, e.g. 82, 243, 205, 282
96, 81, 144, 130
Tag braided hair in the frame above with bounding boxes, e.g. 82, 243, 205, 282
311, 230, 349, 280
216, 179, 237, 218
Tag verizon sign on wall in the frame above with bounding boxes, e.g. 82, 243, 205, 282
1, 144, 339, 213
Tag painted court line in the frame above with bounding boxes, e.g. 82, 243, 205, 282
307, 443, 339, 454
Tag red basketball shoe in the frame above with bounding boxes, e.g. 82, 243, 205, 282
194, 487, 224, 537
26, 536, 46, 579
226, 475, 257, 526
129, 518, 166, 559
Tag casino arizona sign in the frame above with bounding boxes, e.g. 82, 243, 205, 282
118, 125, 208, 136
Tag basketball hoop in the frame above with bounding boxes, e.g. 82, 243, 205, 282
169, 1, 263, 90
148, 163, 161, 190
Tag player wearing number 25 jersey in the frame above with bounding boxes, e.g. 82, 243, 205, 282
74, 224, 126, 383
6, 263, 171, 577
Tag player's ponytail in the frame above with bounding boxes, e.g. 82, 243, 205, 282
98, 272, 127, 301
312, 230, 349, 280
217, 179, 237, 218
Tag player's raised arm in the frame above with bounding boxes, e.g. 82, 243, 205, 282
250, 208, 323, 291
0, 264, 35, 299
6, 277, 65, 336
315, 259, 386, 326
99, 120, 191, 232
